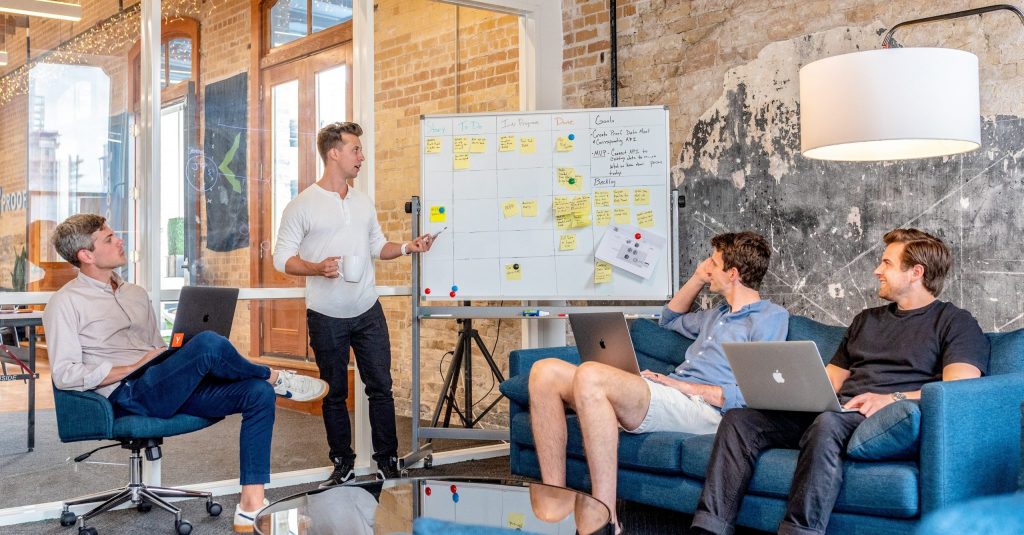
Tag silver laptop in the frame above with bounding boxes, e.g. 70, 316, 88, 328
568, 312, 641, 375
722, 341, 856, 413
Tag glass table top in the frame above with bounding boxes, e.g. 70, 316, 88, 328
254, 476, 612, 535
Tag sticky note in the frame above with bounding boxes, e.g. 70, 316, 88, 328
519, 136, 536, 154
430, 206, 446, 223
505, 263, 522, 281
570, 194, 591, 215
425, 137, 441, 154
614, 207, 631, 224
503, 200, 519, 218
594, 190, 611, 207
507, 513, 525, 530
555, 136, 574, 152
553, 196, 572, 216
596, 209, 611, 226
572, 214, 592, 228
559, 234, 577, 251
453, 136, 469, 154
470, 137, 487, 153
499, 135, 516, 152
555, 214, 573, 230
521, 200, 538, 217
453, 153, 470, 170
613, 188, 630, 204
634, 187, 650, 205
637, 210, 655, 228
594, 260, 612, 283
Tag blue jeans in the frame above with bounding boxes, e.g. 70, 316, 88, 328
108, 331, 276, 485
692, 408, 866, 535
307, 301, 397, 464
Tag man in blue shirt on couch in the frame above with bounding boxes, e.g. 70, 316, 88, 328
690, 228, 989, 535
528, 231, 789, 530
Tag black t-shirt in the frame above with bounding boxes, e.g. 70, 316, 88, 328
830, 300, 989, 401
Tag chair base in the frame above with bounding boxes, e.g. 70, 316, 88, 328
60, 440, 221, 535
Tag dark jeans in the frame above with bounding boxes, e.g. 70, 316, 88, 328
108, 331, 275, 485
307, 301, 397, 464
692, 408, 866, 535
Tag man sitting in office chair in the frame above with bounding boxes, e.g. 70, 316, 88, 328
43, 213, 331, 534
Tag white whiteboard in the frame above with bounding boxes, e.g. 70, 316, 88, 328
419, 106, 674, 300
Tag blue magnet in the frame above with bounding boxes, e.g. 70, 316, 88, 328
568, 133, 575, 141
451, 285, 459, 292
452, 493, 460, 503
439, 207, 445, 214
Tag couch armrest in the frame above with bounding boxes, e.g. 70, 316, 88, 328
920, 373, 1024, 513
52, 385, 115, 442
508, 346, 580, 378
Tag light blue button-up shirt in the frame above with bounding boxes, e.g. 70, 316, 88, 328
658, 300, 789, 413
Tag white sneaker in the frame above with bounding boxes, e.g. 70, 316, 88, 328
273, 370, 329, 402
233, 499, 269, 533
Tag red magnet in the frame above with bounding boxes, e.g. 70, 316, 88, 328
425, 487, 432, 496
424, 288, 431, 295
449, 291, 456, 298
635, 233, 642, 239
450, 485, 458, 493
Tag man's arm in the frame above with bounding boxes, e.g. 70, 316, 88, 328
283, 255, 341, 278
666, 258, 712, 314
640, 371, 724, 407
825, 364, 850, 394
95, 347, 168, 387
842, 364, 980, 417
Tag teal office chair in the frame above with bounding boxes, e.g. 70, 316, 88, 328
53, 385, 224, 535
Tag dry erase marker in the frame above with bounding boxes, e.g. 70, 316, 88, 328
431, 226, 448, 239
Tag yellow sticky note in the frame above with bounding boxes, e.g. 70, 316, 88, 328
596, 209, 611, 226
507, 512, 525, 530
613, 188, 630, 204
559, 234, 577, 251
570, 194, 591, 215
503, 200, 520, 218
453, 136, 469, 154
521, 200, 538, 217
499, 135, 516, 152
555, 214, 573, 230
614, 207, 631, 224
425, 137, 441, 154
430, 206, 447, 223
572, 214, 592, 228
553, 196, 572, 216
520, 136, 536, 154
505, 263, 522, 281
555, 136, 574, 152
594, 190, 611, 208
637, 210, 655, 228
557, 167, 582, 191
453, 153, 470, 170
594, 260, 612, 283
470, 137, 487, 153
634, 188, 650, 205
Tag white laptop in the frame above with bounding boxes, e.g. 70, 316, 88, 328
568, 312, 641, 375
722, 341, 857, 413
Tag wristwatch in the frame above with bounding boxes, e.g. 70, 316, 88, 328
891, 391, 907, 402
401, 242, 410, 256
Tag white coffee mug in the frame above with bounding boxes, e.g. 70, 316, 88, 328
342, 255, 367, 283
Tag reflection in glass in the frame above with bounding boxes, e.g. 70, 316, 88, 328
315, 65, 346, 178
167, 38, 192, 86
270, 0, 308, 48
311, 0, 352, 33
271, 80, 299, 250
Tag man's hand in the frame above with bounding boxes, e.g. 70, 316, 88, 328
406, 233, 435, 254
135, 346, 168, 369
314, 256, 341, 278
640, 370, 695, 395
690, 257, 713, 285
843, 392, 894, 417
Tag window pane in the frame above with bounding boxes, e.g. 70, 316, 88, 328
311, 0, 352, 33
271, 80, 299, 250
270, 0, 308, 48
160, 43, 167, 88
167, 38, 192, 86
315, 65, 346, 178
160, 103, 186, 290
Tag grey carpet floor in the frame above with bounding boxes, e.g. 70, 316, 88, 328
0, 408, 497, 509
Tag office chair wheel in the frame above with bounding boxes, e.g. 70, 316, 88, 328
136, 500, 153, 513
175, 519, 193, 535
59, 511, 77, 527
206, 501, 223, 516
78, 527, 98, 535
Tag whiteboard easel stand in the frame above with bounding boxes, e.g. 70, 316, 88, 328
400, 193, 681, 470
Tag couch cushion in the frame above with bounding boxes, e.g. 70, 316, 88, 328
678, 433, 920, 518
987, 329, 1024, 376
786, 316, 847, 363
499, 373, 530, 407
847, 400, 921, 461
630, 319, 692, 373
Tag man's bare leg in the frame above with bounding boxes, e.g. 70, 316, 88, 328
528, 358, 581, 487
572, 362, 652, 526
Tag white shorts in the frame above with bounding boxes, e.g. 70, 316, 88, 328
625, 379, 723, 435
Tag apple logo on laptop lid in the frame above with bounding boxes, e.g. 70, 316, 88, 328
599, 338, 606, 349
772, 369, 785, 384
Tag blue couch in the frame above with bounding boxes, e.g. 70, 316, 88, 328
499, 316, 1024, 534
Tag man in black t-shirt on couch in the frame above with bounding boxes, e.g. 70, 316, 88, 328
690, 228, 991, 535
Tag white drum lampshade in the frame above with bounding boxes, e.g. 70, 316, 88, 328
800, 48, 981, 162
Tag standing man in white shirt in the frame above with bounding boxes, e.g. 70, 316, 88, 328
273, 121, 434, 485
